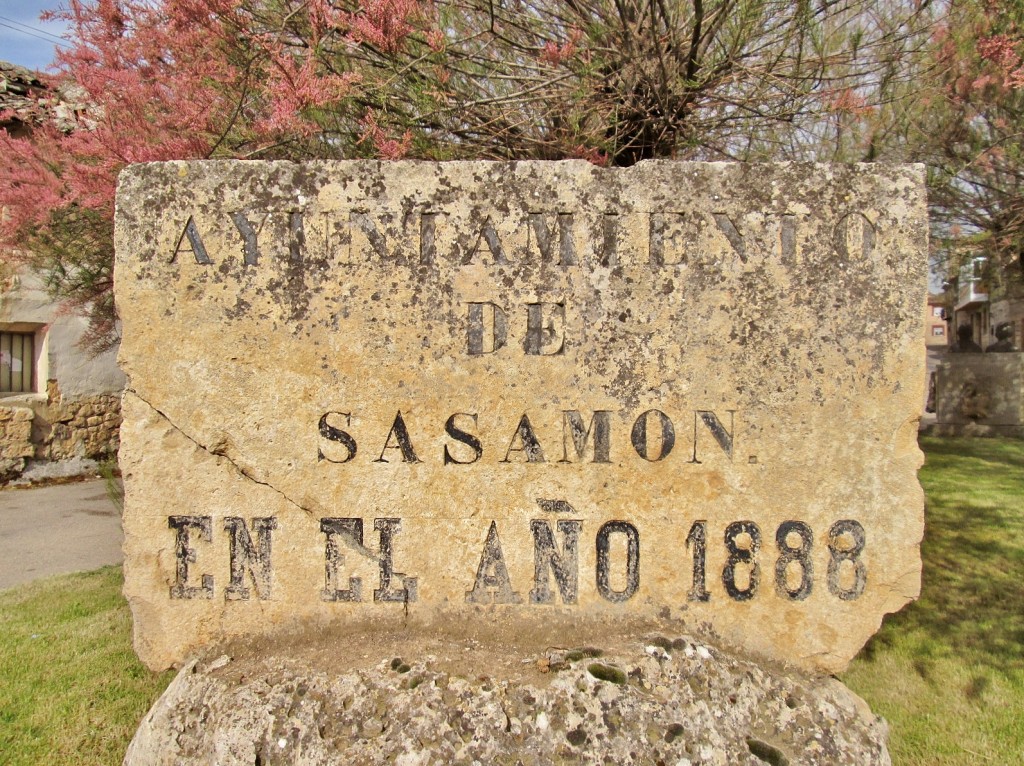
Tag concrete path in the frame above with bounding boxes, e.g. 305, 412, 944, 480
0, 478, 123, 591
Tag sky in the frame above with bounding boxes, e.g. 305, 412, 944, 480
0, 0, 70, 72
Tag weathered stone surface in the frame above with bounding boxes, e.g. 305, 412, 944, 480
0, 406, 34, 476
124, 632, 891, 766
114, 160, 927, 673
934, 353, 1024, 436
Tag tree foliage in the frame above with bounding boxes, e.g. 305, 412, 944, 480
0, 0, 960, 348
921, 0, 1024, 294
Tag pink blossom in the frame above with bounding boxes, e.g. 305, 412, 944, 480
259, 45, 360, 135
826, 88, 875, 117
425, 29, 445, 52
539, 29, 582, 66
347, 0, 421, 54
978, 34, 1020, 70
358, 110, 412, 159
571, 144, 608, 166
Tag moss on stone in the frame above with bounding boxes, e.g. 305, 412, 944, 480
587, 663, 626, 685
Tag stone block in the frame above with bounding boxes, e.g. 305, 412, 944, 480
115, 160, 928, 672
935, 353, 1024, 436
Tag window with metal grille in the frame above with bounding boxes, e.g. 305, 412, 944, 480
0, 331, 36, 393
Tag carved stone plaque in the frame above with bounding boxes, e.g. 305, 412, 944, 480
115, 161, 926, 671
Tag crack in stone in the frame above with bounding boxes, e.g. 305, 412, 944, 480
127, 388, 315, 519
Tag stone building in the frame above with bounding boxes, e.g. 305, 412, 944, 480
0, 271, 123, 480
1, 61, 123, 481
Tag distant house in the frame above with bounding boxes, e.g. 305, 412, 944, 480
951, 254, 1024, 351
951, 256, 991, 348
925, 293, 948, 347
0, 61, 123, 482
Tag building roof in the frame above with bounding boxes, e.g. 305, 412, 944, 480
0, 61, 49, 133
0, 60, 85, 135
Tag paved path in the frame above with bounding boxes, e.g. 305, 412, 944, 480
0, 478, 123, 591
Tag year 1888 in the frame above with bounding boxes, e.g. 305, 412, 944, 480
684, 519, 867, 603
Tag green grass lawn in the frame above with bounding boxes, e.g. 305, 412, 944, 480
844, 436, 1024, 765
0, 567, 174, 766
1, 436, 1022, 764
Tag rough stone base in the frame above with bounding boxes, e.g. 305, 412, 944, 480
125, 632, 889, 766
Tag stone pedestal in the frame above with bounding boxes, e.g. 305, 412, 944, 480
124, 632, 891, 766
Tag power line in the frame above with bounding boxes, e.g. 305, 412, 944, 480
0, 15, 70, 48
0, 14, 68, 44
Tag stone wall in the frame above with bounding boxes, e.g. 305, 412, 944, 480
39, 392, 122, 461
934, 353, 1024, 436
0, 405, 34, 479
0, 390, 121, 481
